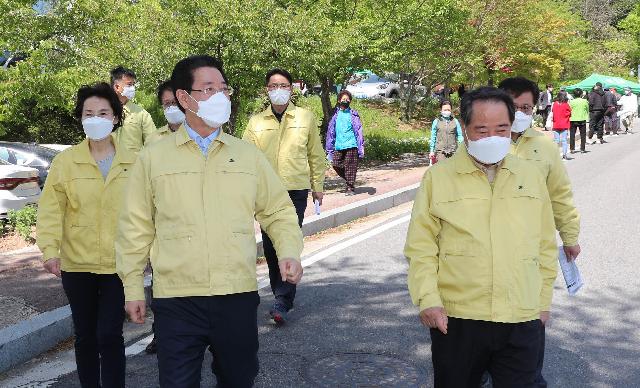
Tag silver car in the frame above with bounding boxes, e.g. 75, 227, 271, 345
0, 159, 41, 218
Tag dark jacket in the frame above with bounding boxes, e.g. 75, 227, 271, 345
588, 89, 606, 112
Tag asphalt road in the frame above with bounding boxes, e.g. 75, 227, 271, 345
8, 126, 640, 387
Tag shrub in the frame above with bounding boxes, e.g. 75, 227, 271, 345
6, 206, 37, 242
364, 133, 429, 162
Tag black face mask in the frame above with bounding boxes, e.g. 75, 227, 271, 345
340, 101, 350, 108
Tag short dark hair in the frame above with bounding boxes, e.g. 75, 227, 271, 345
440, 100, 452, 108
459, 87, 515, 127
498, 77, 540, 105
265, 68, 293, 86
546, 83, 553, 89
572, 88, 582, 98
171, 55, 228, 113
595, 82, 603, 88
110, 66, 136, 86
156, 80, 173, 105
337, 90, 353, 102
74, 82, 123, 129
556, 91, 569, 103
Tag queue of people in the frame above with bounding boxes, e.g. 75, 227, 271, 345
34, 55, 596, 387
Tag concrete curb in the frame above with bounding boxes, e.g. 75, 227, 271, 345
256, 183, 420, 256
0, 305, 73, 373
0, 182, 420, 374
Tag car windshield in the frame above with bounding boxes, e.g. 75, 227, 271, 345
362, 75, 390, 84
0, 147, 44, 167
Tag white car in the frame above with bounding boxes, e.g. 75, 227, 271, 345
0, 159, 41, 218
346, 74, 401, 99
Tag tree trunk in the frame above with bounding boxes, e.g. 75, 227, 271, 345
318, 74, 335, 140
487, 67, 496, 87
227, 85, 241, 136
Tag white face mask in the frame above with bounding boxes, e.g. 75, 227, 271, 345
466, 134, 511, 164
441, 111, 452, 118
268, 89, 291, 105
121, 85, 136, 100
82, 116, 114, 141
511, 111, 533, 133
187, 91, 231, 129
164, 105, 186, 124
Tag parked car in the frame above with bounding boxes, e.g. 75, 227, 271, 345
0, 51, 26, 69
0, 159, 41, 218
0, 142, 60, 188
346, 73, 402, 99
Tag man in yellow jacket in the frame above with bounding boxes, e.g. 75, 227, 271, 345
110, 66, 157, 151
499, 76, 582, 388
242, 68, 326, 323
116, 55, 304, 388
404, 87, 558, 387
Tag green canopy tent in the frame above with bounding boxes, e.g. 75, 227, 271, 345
564, 73, 640, 94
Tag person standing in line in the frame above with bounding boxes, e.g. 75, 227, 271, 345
325, 90, 365, 196
569, 88, 589, 153
117, 55, 304, 387
603, 87, 618, 136
242, 68, 326, 324
429, 100, 463, 164
146, 80, 185, 146
37, 83, 137, 388
110, 66, 157, 151
552, 91, 572, 160
537, 84, 553, 130
588, 82, 607, 145
618, 87, 638, 133
499, 76, 582, 388
405, 86, 558, 387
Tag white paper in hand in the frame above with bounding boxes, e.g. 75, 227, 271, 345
314, 199, 321, 215
558, 247, 583, 295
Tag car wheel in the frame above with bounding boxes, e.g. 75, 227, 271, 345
388, 90, 399, 99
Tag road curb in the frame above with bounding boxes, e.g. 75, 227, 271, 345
0, 305, 73, 373
256, 183, 420, 256
0, 182, 420, 374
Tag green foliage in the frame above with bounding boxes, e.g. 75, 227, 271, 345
6, 205, 37, 242
0, 0, 636, 148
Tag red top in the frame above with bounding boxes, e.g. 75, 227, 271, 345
552, 101, 572, 130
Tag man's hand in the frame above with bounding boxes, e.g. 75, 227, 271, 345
419, 306, 448, 334
429, 152, 435, 157
540, 311, 551, 326
125, 301, 146, 324
43, 258, 61, 277
563, 244, 581, 261
312, 191, 324, 206
279, 259, 303, 284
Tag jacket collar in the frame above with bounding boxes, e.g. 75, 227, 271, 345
71, 135, 137, 167
175, 123, 230, 147
262, 103, 297, 119
454, 143, 520, 175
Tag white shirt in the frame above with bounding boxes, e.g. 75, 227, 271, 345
618, 93, 638, 114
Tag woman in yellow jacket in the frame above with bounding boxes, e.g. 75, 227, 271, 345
36, 82, 137, 388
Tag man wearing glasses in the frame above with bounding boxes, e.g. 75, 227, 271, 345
110, 66, 157, 152
243, 68, 326, 324
117, 56, 304, 387
498, 77, 581, 388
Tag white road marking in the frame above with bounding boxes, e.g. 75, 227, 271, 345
1, 214, 411, 387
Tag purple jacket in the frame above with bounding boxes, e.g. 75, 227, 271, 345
326, 108, 365, 158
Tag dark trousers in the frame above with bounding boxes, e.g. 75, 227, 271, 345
153, 293, 260, 388
539, 106, 551, 129
61, 271, 125, 388
261, 189, 308, 310
332, 147, 359, 190
534, 325, 547, 387
570, 121, 587, 151
588, 111, 605, 140
430, 317, 541, 388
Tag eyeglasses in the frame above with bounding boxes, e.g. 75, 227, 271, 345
267, 83, 291, 91
514, 104, 534, 114
190, 86, 234, 96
